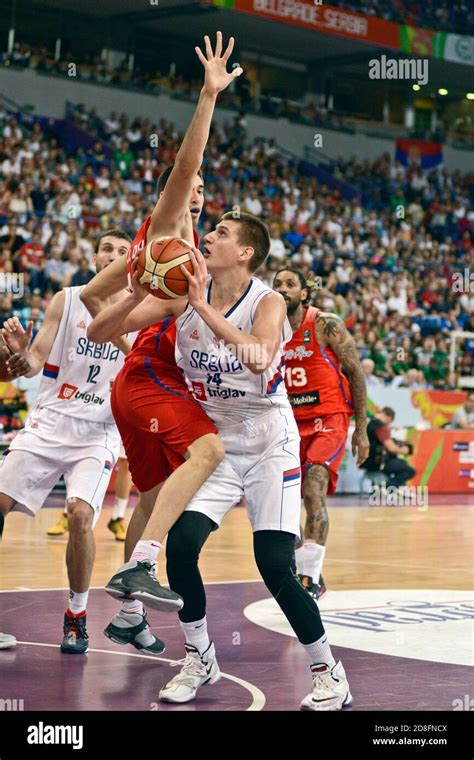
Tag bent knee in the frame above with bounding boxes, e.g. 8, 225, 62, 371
188, 433, 225, 469
67, 501, 94, 532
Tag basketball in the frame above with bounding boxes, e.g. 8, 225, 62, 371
136, 236, 194, 300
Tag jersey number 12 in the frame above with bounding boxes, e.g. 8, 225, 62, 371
87, 364, 101, 384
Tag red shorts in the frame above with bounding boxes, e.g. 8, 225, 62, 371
111, 358, 218, 493
297, 412, 351, 495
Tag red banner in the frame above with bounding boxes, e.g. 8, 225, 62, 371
232, 0, 401, 48
408, 429, 474, 493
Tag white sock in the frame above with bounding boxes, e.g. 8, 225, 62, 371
302, 633, 336, 670
130, 540, 161, 564
180, 616, 211, 655
295, 542, 326, 580
69, 589, 89, 615
112, 498, 128, 520
121, 598, 144, 615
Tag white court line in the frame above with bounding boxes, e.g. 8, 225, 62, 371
13, 641, 266, 712
0, 580, 262, 593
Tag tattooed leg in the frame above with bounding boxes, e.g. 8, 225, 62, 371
302, 464, 330, 545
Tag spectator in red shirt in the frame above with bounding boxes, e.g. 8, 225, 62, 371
17, 231, 46, 290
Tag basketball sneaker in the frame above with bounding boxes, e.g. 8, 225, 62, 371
297, 575, 327, 601
47, 512, 68, 536
300, 661, 352, 711
104, 610, 165, 654
159, 642, 221, 703
105, 560, 184, 612
60, 610, 89, 654
298, 574, 327, 601
0, 632, 17, 649
107, 517, 126, 542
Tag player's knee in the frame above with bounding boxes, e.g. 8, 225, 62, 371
67, 501, 93, 533
253, 530, 294, 595
303, 465, 329, 500
188, 433, 225, 471
166, 512, 214, 567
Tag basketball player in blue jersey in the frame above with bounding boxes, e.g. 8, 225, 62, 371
0, 229, 171, 655
89, 213, 353, 711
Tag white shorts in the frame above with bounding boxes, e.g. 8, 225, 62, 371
185, 407, 301, 535
0, 407, 120, 526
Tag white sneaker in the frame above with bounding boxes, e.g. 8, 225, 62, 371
300, 660, 352, 711
159, 642, 221, 703
0, 632, 17, 649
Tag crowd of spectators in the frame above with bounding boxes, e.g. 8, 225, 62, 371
3, 39, 473, 148
0, 102, 472, 389
1, 42, 347, 131
331, 0, 474, 35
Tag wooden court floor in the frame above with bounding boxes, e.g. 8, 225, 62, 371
1, 497, 472, 592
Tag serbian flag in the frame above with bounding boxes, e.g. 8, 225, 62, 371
395, 138, 443, 170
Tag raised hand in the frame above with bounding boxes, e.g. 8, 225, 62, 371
2, 318, 33, 356
2, 345, 31, 378
181, 247, 208, 309
196, 31, 243, 97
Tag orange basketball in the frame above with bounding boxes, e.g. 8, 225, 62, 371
136, 236, 194, 300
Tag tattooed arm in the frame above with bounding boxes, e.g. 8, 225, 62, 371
315, 312, 369, 466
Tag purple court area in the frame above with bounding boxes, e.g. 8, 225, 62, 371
0, 583, 471, 711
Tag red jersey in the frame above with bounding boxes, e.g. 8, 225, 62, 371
284, 306, 354, 420
125, 216, 197, 390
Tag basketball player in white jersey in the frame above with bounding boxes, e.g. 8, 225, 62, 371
46, 448, 133, 541
88, 213, 352, 711
0, 229, 166, 655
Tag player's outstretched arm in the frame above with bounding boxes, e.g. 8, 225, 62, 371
182, 248, 286, 374
87, 269, 185, 343
316, 312, 369, 466
80, 255, 128, 317
2, 292, 65, 378
148, 32, 242, 239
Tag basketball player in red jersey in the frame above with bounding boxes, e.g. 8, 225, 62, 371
82, 33, 243, 649
273, 268, 369, 599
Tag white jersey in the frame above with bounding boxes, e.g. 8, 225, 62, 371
175, 276, 293, 424
32, 286, 126, 424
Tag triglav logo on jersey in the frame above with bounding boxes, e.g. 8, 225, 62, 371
58, 383, 105, 406
284, 345, 313, 360
189, 343, 246, 401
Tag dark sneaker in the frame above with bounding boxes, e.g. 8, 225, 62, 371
104, 610, 165, 654
105, 560, 183, 612
298, 574, 327, 601
107, 518, 126, 542
60, 610, 89, 654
